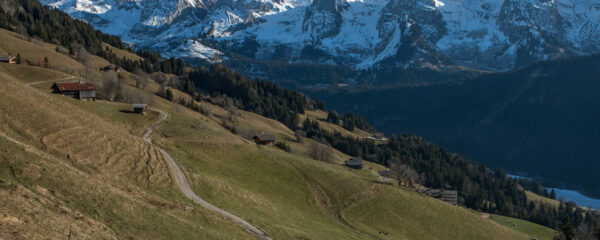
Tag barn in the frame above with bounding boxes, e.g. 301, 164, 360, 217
101, 64, 120, 72
252, 133, 276, 145
344, 157, 363, 169
51, 82, 96, 100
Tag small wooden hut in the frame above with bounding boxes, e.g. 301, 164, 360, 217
101, 64, 120, 72
344, 157, 363, 169
133, 104, 147, 115
252, 133, 276, 145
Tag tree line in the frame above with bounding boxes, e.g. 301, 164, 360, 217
186, 65, 324, 129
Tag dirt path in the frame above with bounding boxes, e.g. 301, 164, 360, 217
26, 76, 77, 86
143, 109, 273, 240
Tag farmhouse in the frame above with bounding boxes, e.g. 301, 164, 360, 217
133, 104, 147, 115
101, 64, 120, 72
51, 81, 96, 100
0, 56, 16, 64
252, 133, 275, 145
417, 187, 458, 205
344, 157, 363, 169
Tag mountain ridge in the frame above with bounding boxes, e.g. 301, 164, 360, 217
42, 0, 600, 75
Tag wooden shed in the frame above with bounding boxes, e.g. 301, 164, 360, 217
344, 157, 363, 169
0, 56, 16, 64
51, 81, 96, 100
133, 104, 147, 115
252, 133, 276, 145
379, 170, 392, 178
101, 64, 120, 72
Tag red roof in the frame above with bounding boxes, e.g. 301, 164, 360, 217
52, 82, 96, 91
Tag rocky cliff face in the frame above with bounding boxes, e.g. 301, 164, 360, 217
42, 0, 600, 72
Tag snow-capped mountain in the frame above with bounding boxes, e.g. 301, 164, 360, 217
41, 0, 600, 71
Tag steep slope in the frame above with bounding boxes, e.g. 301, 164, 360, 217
0, 60, 552, 240
0, 68, 255, 239
40, 0, 600, 74
313, 53, 600, 198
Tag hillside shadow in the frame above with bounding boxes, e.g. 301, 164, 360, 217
119, 110, 135, 114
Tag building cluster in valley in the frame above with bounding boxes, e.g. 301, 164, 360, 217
342, 156, 458, 205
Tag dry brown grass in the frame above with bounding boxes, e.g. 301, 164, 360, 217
0, 63, 71, 83
0, 29, 84, 74
301, 110, 372, 139
102, 42, 143, 61
526, 191, 560, 209
0, 67, 254, 239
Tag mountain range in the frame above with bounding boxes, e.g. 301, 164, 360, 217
42, 0, 600, 74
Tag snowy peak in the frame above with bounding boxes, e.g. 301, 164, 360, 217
42, 0, 600, 72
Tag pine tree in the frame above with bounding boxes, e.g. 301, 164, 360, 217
559, 216, 575, 240
594, 226, 600, 240
15, 54, 21, 64
327, 109, 340, 124
165, 88, 174, 101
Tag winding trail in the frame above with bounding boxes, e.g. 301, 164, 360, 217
142, 109, 272, 240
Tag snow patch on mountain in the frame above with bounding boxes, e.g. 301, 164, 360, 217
173, 40, 224, 62
41, 0, 600, 72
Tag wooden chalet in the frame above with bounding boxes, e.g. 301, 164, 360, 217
51, 81, 96, 100
133, 104, 147, 115
252, 133, 276, 145
101, 64, 120, 72
417, 187, 458, 205
0, 56, 16, 64
344, 157, 363, 169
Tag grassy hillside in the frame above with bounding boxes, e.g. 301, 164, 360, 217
0, 61, 545, 239
0, 28, 84, 73
526, 191, 560, 209
150, 96, 541, 240
0, 67, 254, 239
490, 214, 556, 240
0, 25, 558, 239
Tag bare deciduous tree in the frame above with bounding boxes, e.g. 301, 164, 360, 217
390, 157, 419, 187
310, 138, 332, 163
227, 105, 239, 123
133, 68, 148, 90
101, 71, 121, 101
